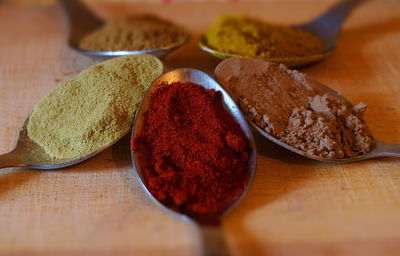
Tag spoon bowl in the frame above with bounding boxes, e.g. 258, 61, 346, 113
130, 68, 257, 254
199, 0, 365, 67
0, 115, 129, 169
59, 0, 190, 58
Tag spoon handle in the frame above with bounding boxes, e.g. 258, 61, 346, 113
58, 0, 103, 45
374, 141, 400, 158
0, 151, 25, 169
302, 0, 366, 50
200, 225, 230, 256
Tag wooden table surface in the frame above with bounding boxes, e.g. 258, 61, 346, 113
1, 1, 399, 255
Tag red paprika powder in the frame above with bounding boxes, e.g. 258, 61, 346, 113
132, 82, 250, 220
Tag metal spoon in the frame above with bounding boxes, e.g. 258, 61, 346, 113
215, 57, 400, 163
0, 116, 130, 169
59, 0, 190, 58
131, 68, 257, 255
251, 80, 400, 163
199, 0, 365, 67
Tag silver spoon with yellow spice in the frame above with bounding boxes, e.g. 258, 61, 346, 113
59, 0, 190, 58
0, 55, 164, 169
199, 0, 365, 67
215, 57, 400, 163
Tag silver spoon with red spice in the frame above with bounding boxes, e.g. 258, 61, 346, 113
131, 68, 257, 255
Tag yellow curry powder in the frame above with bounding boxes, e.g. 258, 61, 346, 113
204, 15, 324, 59
79, 14, 190, 52
27, 54, 163, 159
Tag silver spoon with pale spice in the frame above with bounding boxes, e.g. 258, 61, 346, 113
58, 0, 190, 58
0, 54, 164, 169
199, 0, 365, 67
0, 119, 106, 169
215, 57, 400, 163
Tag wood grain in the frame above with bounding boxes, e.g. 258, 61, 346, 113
0, 1, 399, 255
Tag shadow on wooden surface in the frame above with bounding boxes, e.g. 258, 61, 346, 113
111, 133, 132, 170
221, 129, 319, 255
0, 170, 41, 197
304, 15, 400, 83
341, 16, 400, 68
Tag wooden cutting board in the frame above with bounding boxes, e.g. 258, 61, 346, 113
0, 1, 399, 255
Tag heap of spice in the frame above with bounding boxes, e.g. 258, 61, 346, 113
132, 82, 250, 219
79, 14, 190, 51
216, 58, 373, 160
203, 15, 324, 59
27, 54, 163, 159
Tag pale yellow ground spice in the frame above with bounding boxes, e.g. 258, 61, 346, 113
27, 54, 163, 159
204, 15, 324, 59
79, 14, 190, 51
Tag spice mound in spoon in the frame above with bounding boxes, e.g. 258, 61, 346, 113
203, 15, 323, 59
132, 82, 250, 219
216, 57, 373, 160
79, 14, 190, 52
27, 54, 163, 159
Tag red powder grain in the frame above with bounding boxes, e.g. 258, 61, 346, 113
132, 82, 250, 219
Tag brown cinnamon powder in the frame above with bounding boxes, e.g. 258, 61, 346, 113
216, 58, 373, 159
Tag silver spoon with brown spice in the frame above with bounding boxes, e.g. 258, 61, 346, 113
59, 0, 190, 58
215, 57, 400, 163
